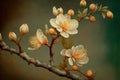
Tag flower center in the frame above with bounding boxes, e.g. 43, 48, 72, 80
72, 52, 81, 60
60, 21, 68, 31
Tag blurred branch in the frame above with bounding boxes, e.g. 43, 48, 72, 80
0, 41, 81, 80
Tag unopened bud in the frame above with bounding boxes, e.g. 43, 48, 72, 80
89, 16, 96, 22
86, 70, 93, 77
19, 24, 29, 35
58, 7, 63, 14
106, 11, 113, 19
72, 65, 79, 71
0, 33, 2, 41
9, 32, 17, 42
67, 9, 74, 16
80, 0, 87, 7
89, 3, 96, 11
53, 6, 63, 16
49, 28, 56, 34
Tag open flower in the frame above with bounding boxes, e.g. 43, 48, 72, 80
28, 29, 48, 50
50, 14, 78, 38
61, 45, 89, 66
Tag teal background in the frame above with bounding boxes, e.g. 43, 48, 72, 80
0, 0, 119, 80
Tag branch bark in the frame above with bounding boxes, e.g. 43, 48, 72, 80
0, 41, 81, 80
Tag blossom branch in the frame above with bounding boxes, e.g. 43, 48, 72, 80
0, 41, 82, 80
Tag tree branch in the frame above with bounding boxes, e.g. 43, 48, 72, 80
0, 41, 81, 80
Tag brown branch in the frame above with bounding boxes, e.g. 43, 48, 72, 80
49, 34, 60, 65
0, 41, 82, 80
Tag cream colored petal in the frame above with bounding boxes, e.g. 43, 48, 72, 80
36, 29, 48, 44
60, 49, 66, 56
77, 56, 89, 65
65, 49, 72, 57
56, 27, 62, 32
50, 19, 59, 28
72, 19, 79, 29
56, 14, 65, 24
66, 29, 78, 34
68, 58, 73, 65
60, 32, 69, 38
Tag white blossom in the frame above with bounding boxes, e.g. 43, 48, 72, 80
28, 29, 48, 50
50, 14, 79, 38
61, 45, 89, 66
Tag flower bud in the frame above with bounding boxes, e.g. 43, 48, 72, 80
80, 0, 87, 7
0, 33, 2, 41
86, 70, 93, 77
53, 6, 63, 16
89, 16, 96, 22
19, 24, 29, 35
89, 3, 96, 11
9, 32, 17, 42
106, 11, 113, 19
49, 28, 56, 35
58, 7, 63, 14
67, 9, 74, 16
72, 65, 79, 71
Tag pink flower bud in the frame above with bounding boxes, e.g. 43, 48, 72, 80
19, 24, 29, 35
67, 9, 74, 16
106, 11, 113, 19
80, 0, 87, 7
89, 3, 96, 11
9, 32, 17, 42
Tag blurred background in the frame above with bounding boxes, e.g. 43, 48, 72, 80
0, 0, 119, 80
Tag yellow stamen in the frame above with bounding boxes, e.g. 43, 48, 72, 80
60, 21, 68, 31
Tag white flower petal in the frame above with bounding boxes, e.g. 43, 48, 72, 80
77, 56, 89, 65
60, 32, 69, 38
60, 49, 66, 56
72, 19, 79, 29
50, 19, 59, 28
68, 58, 73, 65
67, 29, 78, 34
65, 49, 72, 57
56, 14, 65, 24
56, 27, 62, 32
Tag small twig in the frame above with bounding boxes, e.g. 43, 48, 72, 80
49, 34, 60, 65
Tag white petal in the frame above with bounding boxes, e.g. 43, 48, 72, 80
72, 19, 79, 29
77, 57, 89, 65
36, 29, 48, 44
68, 58, 73, 65
50, 19, 59, 28
60, 32, 69, 38
56, 14, 65, 24
67, 29, 78, 34
65, 49, 72, 57
60, 49, 66, 56
56, 27, 62, 32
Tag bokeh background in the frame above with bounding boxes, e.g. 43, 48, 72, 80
0, 0, 119, 80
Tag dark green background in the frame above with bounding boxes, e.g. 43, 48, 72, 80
0, 0, 119, 80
